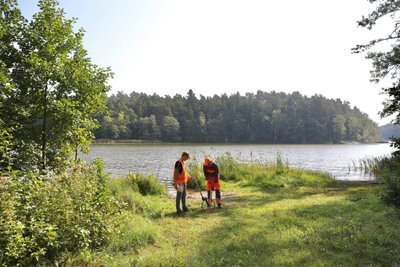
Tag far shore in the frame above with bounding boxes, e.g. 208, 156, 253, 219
93, 138, 388, 145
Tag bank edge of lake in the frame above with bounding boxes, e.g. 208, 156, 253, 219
93, 139, 389, 145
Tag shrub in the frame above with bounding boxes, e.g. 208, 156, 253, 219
374, 155, 400, 208
0, 120, 14, 173
215, 153, 240, 181
128, 173, 165, 196
0, 159, 122, 266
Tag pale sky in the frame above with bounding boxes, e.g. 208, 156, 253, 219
18, 0, 396, 125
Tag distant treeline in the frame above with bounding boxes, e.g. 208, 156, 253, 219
94, 90, 381, 144
380, 124, 400, 141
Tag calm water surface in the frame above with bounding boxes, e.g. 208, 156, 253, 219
81, 143, 395, 181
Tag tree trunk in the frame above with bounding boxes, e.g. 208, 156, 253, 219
41, 85, 48, 172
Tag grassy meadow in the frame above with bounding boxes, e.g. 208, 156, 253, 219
74, 156, 400, 267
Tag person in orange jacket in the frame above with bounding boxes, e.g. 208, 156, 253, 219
203, 156, 222, 208
173, 152, 193, 214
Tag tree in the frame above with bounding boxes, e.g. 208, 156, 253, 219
161, 115, 180, 142
353, 1, 400, 149
135, 115, 160, 140
353, 2, 400, 120
0, 0, 113, 172
0, 1, 19, 170
95, 90, 380, 144
332, 115, 346, 142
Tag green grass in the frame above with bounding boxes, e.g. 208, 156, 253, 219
84, 161, 400, 267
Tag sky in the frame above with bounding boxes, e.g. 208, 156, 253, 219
18, 0, 396, 126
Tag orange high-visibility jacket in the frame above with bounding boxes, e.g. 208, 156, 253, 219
174, 159, 190, 184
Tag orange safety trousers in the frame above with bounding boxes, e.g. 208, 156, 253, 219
207, 179, 222, 203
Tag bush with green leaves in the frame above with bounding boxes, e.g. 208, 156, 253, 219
374, 155, 400, 208
211, 153, 238, 181
0, 159, 122, 266
0, 119, 14, 173
128, 173, 166, 196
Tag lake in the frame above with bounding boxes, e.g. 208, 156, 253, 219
81, 143, 396, 181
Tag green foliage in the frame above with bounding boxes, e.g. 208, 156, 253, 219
127, 173, 166, 196
186, 158, 206, 190
354, 1, 400, 152
0, 161, 122, 266
215, 153, 333, 189
0, 120, 13, 173
347, 152, 400, 208
106, 173, 167, 218
108, 213, 159, 252
95, 90, 381, 144
161, 115, 181, 142
0, 0, 113, 173
215, 153, 241, 181
373, 155, 400, 207
105, 175, 169, 219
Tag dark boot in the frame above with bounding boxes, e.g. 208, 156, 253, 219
183, 206, 189, 212
207, 190, 212, 207
216, 190, 222, 208
176, 209, 183, 215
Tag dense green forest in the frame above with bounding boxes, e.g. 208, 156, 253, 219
95, 90, 381, 144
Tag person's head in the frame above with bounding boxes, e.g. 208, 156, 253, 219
181, 152, 190, 161
203, 156, 211, 166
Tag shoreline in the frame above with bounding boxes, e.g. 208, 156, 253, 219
92, 139, 388, 145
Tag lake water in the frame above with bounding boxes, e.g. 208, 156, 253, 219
81, 143, 396, 181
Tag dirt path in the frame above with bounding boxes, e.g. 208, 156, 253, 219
186, 189, 238, 199
168, 188, 239, 202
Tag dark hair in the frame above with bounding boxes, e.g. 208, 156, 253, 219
182, 152, 190, 158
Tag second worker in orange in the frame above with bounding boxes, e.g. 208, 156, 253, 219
203, 156, 222, 208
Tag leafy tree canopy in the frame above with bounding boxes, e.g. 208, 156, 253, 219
0, 0, 113, 173
353, 0, 400, 122
353, 0, 400, 151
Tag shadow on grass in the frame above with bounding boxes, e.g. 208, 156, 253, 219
179, 199, 400, 267
130, 179, 400, 266
170, 181, 394, 263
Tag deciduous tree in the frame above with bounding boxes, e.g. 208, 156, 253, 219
353, 0, 400, 149
0, 0, 113, 172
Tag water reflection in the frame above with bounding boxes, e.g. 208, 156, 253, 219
81, 143, 395, 181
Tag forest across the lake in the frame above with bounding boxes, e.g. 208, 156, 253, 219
95, 90, 381, 144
